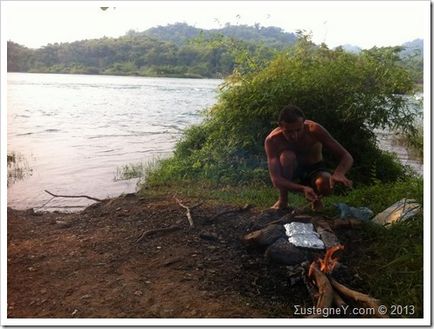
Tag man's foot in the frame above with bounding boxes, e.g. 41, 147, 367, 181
271, 200, 289, 210
311, 199, 324, 212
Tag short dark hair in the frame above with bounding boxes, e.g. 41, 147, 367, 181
278, 104, 305, 123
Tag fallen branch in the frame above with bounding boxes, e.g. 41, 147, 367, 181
136, 225, 182, 243
173, 196, 202, 228
44, 190, 102, 202
207, 204, 253, 222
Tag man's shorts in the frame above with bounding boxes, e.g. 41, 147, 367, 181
294, 161, 330, 187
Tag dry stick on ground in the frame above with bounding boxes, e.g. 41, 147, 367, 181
44, 190, 102, 202
136, 225, 182, 243
173, 196, 203, 228
207, 204, 253, 222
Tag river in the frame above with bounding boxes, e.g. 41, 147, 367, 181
7, 73, 423, 211
7, 73, 221, 210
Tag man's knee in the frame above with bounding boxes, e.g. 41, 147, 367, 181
279, 150, 296, 167
314, 172, 332, 195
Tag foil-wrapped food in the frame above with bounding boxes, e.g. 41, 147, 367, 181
284, 222, 325, 250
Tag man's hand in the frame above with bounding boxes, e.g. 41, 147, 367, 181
303, 186, 319, 202
330, 172, 353, 189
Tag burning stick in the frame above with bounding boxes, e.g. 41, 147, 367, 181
318, 244, 344, 273
308, 262, 334, 309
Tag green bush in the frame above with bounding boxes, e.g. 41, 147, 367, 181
145, 37, 418, 188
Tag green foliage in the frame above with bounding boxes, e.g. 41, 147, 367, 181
394, 121, 423, 161
7, 24, 292, 79
327, 177, 424, 316
7, 41, 34, 71
325, 177, 422, 212
146, 36, 417, 188
406, 125, 424, 159
327, 178, 423, 316
7, 24, 422, 84
142, 22, 297, 48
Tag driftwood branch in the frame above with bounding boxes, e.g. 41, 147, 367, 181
44, 190, 102, 202
136, 225, 182, 243
207, 204, 252, 223
173, 196, 202, 228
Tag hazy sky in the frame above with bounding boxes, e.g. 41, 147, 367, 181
2, 1, 429, 49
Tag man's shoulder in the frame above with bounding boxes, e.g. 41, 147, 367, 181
305, 119, 320, 130
265, 127, 283, 142
305, 120, 327, 134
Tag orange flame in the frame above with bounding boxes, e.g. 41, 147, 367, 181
318, 244, 344, 273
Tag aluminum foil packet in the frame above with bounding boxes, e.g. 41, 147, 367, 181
284, 222, 325, 250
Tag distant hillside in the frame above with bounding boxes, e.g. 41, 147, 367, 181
7, 23, 295, 78
141, 22, 297, 48
400, 38, 423, 58
399, 39, 423, 84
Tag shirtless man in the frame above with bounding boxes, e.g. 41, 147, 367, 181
264, 104, 353, 210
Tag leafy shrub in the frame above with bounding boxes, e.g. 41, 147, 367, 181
145, 36, 417, 188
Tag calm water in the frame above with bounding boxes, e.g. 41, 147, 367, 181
7, 73, 422, 211
7, 73, 221, 210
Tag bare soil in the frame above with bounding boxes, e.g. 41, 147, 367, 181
7, 193, 313, 318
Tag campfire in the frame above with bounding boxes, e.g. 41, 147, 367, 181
243, 211, 387, 318
306, 244, 385, 317
316, 244, 343, 274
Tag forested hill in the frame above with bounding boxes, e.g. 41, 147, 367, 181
141, 22, 297, 48
7, 23, 423, 82
7, 23, 297, 78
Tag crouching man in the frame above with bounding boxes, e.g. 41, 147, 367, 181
264, 104, 353, 210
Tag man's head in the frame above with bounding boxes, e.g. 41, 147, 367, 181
278, 104, 306, 142
278, 104, 305, 123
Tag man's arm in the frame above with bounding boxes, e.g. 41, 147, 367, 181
264, 138, 319, 201
312, 123, 353, 188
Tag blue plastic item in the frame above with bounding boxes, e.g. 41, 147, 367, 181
334, 203, 374, 221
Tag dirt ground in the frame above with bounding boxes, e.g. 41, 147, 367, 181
8, 193, 316, 319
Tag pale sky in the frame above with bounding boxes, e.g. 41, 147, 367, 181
1, 1, 430, 49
